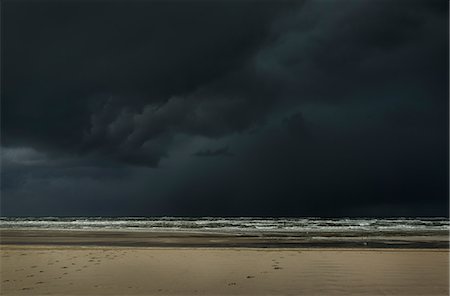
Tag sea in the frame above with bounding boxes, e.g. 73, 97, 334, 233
0, 217, 448, 235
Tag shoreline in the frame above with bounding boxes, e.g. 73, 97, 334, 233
1, 229, 448, 249
2, 244, 450, 252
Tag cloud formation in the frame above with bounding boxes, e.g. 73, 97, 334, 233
193, 146, 234, 157
1, 0, 448, 216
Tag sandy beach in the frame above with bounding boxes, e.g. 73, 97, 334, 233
0, 230, 448, 295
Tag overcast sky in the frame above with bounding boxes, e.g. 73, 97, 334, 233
1, 0, 448, 217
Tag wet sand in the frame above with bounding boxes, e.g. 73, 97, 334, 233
1, 229, 448, 248
0, 230, 448, 295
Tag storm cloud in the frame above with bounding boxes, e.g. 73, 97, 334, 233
1, 0, 448, 216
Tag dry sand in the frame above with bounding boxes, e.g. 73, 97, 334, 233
1, 246, 448, 295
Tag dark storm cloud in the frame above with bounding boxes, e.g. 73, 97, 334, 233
282, 112, 311, 140
193, 146, 234, 157
1, 0, 448, 216
2, 0, 301, 165
3, 0, 446, 167
256, 0, 448, 105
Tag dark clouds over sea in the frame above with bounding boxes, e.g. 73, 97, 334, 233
1, 0, 448, 216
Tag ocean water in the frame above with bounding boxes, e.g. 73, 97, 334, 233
0, 217, 448, 234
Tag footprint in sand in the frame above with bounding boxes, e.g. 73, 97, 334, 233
246, 275, 255, 279
36, 281, 44, 284
22, 287, 32, 290
62, 266, 68, 269
273, 266, 283, 270
26, 275, 34, 278
39, 271, 44, 273
3, 279, 10, 282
